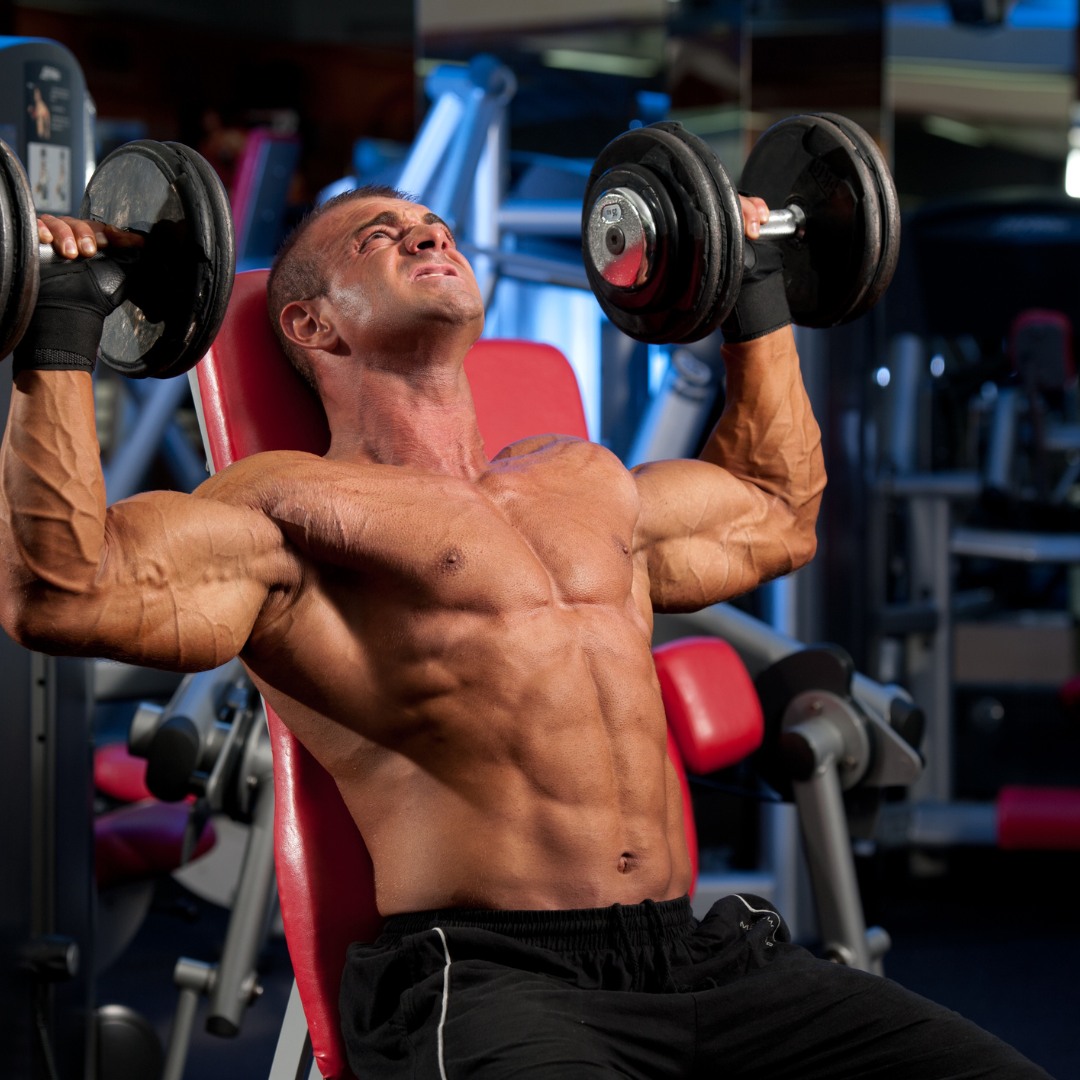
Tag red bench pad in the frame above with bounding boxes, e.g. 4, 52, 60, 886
653, 636, 764, 775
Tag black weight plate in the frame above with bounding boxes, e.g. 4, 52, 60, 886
0, 138, 40, 359
163, 141, 237, 374
584, 132, 691, 342
814, 113, 901, 320
584, 159, 681, 313
741, 114, 883, 328
583, 123, 737, 344
81, 140, 235, 379
653, 122, 745, 342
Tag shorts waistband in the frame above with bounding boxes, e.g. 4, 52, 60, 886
379, 895, 695, 950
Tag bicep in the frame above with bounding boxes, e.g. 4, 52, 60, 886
632, 458, 811, 612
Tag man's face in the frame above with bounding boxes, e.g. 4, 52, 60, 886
310, 195, 485, 350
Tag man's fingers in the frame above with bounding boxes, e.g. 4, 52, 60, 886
36, 216, 142, 259
38, 215, 98, 258
738, 196, 770, 240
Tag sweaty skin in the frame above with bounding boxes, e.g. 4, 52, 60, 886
1, 197, 824, 915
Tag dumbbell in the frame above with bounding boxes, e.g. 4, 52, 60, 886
0, 137, 236, 378
581, 114, 900, 344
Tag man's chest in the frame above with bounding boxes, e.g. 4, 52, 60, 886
240, 446, 656, 757
286, 444, 644, 613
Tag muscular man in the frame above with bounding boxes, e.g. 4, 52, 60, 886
0, 187, 1050, 1078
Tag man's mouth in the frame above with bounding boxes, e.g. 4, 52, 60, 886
412, 263, 459, 282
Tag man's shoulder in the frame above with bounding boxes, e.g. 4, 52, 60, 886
489, 435, 637, 506
194, 449, 332, 504
493, 432, 616, 465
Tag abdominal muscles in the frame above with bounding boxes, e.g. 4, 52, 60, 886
338, 601, 692, 914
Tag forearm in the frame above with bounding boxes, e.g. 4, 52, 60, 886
0, 370, 109, 638
1, 221, 136, 642
635, 216, 826, 608
701, 326, 826, 533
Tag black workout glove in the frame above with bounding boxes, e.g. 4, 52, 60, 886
12, 256, 129, 376
719, 235, 791, 344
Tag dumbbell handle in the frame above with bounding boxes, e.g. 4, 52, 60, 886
37, 245, 147, 287
39, 244, 95, 264
38, 242, 143, 265
38, 245, 138, 265
756, 204, 806, 240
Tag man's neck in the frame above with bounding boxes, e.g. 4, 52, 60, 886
321, 357, 489, 479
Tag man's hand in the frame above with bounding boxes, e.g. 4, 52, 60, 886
737, 195, 771, 241
36, 215, 143, 260
721, 196, 790, 344
13, 218, 144, 377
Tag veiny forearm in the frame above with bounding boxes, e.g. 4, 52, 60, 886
0, 371, 107, 600
701, 328, 826, 534
633, 328, 827, 611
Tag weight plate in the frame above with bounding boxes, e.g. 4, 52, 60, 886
584, 159, 681, 317
814, 113, 901, 321
0, 138, 40, 360
583, 123, 740, 344
741, 114, 884, 328
654, 122, 745, 342
164, 141, 237, 374
81, 140, 236, 379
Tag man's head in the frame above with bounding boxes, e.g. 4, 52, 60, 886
267, 186, 484, 390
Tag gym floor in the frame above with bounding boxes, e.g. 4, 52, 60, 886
95, 843, 1080, 1080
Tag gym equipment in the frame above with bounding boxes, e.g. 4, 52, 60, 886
582, 122, 743, 344
0, 139, 39, 359
129, 657, 258, 809
657, 601, 925, 973
582, 113, 900, 343
124, 658, 278, 1080
0, 136, 235, 377
872, 403, 1080, 851
0, 36, 195, 1080
872, 191, 1080, 849
754, 644, 923, 970
231, 129, 301, 272
94, 794, 217, 974
741, 113, 900, 329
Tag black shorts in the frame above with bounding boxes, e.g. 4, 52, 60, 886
339, 894, 1052, 1079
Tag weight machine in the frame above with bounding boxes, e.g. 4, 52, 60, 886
870, 194, 1080, 853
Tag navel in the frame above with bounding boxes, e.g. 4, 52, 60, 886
617, 851, 636, 874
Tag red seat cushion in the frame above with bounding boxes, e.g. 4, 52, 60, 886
94, 741, 154, 804
997, 786, 1080, 850
269, 709, 380, 1079
95, 802, 215, 889
653, 637, 764, 774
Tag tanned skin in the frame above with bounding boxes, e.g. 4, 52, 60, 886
0, 197, 824, 915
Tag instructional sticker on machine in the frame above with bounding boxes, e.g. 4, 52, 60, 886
25, 61, 73, 212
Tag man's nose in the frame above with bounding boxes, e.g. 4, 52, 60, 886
406, 223, 449, 252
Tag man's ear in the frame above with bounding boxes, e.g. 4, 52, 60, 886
279, 298, 340, 353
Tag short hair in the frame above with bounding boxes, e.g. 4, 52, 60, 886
266, 184, 410, 390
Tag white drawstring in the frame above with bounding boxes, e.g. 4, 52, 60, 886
433, 927, 452, 1080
